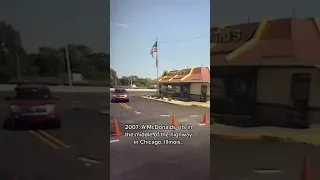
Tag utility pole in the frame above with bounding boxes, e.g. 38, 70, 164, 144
291, 0, 297, 18
65, 44, 73, 86
64, 14, 73, 86
292, 7, 296, 18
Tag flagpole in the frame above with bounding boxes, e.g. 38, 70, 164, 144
156, 37, 159, 94
156, 37, 158, 78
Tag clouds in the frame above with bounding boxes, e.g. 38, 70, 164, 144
111, 22, 129, 28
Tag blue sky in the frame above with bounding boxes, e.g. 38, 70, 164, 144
211, 0, 320, 26
110, 0, 210, 79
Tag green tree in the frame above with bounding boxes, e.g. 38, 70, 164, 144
0, 22, 25, 81
34, 47, 62, 76
110, 68, 119, 87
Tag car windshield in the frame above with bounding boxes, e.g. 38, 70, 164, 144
15, 88, 52, 99
115, 89, 126, 93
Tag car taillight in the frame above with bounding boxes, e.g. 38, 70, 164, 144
123, 94, 127, 97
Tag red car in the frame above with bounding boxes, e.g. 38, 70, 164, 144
111, 88, 129, 102
4, 84, 61, 129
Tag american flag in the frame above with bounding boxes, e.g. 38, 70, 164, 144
150, 41, 157, 58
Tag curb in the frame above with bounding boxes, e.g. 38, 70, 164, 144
191, 104, 210, 108
211, 133, 316, 146
141, 96, 210, 108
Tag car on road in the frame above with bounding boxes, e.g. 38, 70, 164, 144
4, 84, 61, 129
111, 88, 129, 102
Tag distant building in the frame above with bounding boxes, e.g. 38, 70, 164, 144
211, 17, 320, 128
153, 67, 210, 102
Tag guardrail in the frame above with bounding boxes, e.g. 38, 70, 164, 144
0, 84, 157, 93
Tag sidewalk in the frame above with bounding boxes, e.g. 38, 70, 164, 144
211, 123, 320, 146
141, 96, 210, 108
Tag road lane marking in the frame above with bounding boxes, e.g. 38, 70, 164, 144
85, 162, 92, 167
110, 139, 120, 143
160, 115, 170, 117
254, 169, 283, 174
78, 157, 101, 164
36, 130, 71, 149
119, 103, 132, 110
134, 111, 141, 114
29, 130, 61, 149
179, 119, 189, 123
122, 103, 132, 109
198, 123, 207, 126
190, 115, 199, 117
99, 110, 109, 114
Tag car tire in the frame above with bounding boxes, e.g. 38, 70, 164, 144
126, 99, 130, 102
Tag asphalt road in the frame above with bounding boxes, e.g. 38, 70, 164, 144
0, 92, 110, 180
1, 90, 319, 180
110, 93, 211, 179
211, 137, 320, 180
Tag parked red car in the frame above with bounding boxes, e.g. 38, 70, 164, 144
111, 88, 129, 102
4, 84, 61, 129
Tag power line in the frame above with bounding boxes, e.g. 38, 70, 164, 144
158, 34, 209, 44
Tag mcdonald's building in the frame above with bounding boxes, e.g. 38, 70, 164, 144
211, 17, 320, 128
153, 67, 210, 102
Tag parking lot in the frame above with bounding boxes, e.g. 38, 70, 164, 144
211, 136, 320, 180
1, 90, 320, 180
110, 92, 211, 179
0, 91, 110, 180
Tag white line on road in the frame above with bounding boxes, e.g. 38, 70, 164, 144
78, 157, 101, 164
179, 119, 189, 123
160, 115, 170, 117
198, 123, 207, 126
99, 110, 109, 114
110, 139, 120, 143
134, 111, 142, 114
190, 115, 199, 117
85, 162, 92, 167
254, 169, 283, 174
